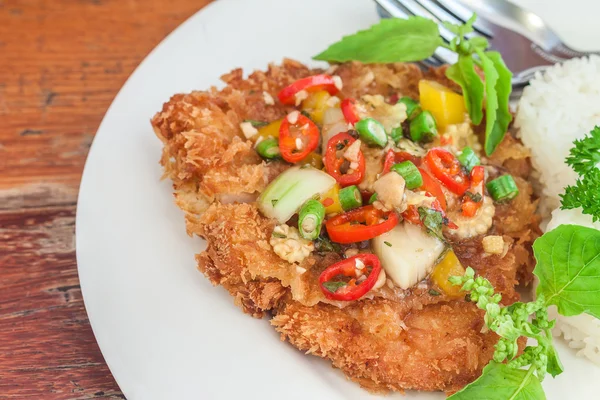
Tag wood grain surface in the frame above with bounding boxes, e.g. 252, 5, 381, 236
0, 1, 210, 398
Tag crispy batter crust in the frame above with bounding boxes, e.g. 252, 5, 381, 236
152, 60, 539, 394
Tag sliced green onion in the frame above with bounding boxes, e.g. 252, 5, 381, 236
368, 193, 378, 204
355, 117, 387, 147
397, 96, 421, 120
256, 138, 280, 159
258, 166, 335, 223
390, 126, 404, 144
486, 175, 519, 202
409, 111, 437, 143
298, 199, 325, 240
457, 146, 480, 172
390, 160, 423, 189
339, 185, 363, 211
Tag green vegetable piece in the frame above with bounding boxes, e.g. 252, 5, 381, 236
322, 281, 347, 293
446, 55, 484, 125
449, 267, 561, 385
339, 185, 363, 211
397, 96, 421, 120
313, 17, 444, 63
298, 199, 326, 240
417, 207, 444, 241
409, 111, 437, 143
355, 117, 387, 147
566, 126, 600, 175
391, 160, 423, 189
481, 51, 513, 156
390, 126, 404, 144
255, 138, 281, 159
560, 168, 600, 222
368, 193, 378, 204
487, 175, 519, 202
447, 362, 546, 400
533, 224, 600, 320
457, 146, 480, 172
443, 13, 476, 38
244, 119, 269, 128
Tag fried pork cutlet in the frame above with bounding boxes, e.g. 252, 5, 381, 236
152, 60, 539, 395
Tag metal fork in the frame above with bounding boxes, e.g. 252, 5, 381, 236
374, 0, 594, 86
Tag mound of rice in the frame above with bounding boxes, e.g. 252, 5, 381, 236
516, 56, 600, 365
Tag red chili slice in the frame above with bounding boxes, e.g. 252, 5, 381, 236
382, 149, 422, 175
425, 148, 470, 195
341, 98, 360, 125
326, 205, 398, 244
419, 168, 447, 211
325, 132, 365, 187
461, 166, 485, 217
319, 253, 382, 301
279, 113, 320, 163
278, 74, 339, 105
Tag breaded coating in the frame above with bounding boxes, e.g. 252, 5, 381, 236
154, 60, 539, 395
272, 300, 498, 394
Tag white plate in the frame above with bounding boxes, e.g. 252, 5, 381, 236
76, 0, 600, 398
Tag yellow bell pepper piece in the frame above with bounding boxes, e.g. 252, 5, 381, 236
256, 119, 283, 141
301, 90, 334, 125
419, 80, 466, 129
297, 152, 323, 169
430, 250, 465, 297
320, 184, 343, 215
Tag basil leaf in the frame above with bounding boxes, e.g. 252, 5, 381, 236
244, 119, 269, 128
314, 17, 443, 63
469, 36, 490, 51
475, 50, 500, 156
446, 55, 484, 125
417, 207, 444, 241
448, 362, 545, 400
484, 51, 513, 155
546, 344, 564, 378
322, 281, 347, 293
443, 13, 476, 38
533, 224, 600, 319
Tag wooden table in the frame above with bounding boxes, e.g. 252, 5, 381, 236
0, 1, 210, 398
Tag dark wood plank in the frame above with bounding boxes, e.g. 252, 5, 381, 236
0, 0, 211, 397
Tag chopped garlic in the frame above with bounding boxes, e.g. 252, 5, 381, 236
239, 122, 258, 139
294, 90, 309, 106
263, 91, 275, 105
287, 110, 300, 124
355, 258, 365, 270
360, 94, 407, 133
373, 172, 406, 210
449, 196, 496, 239
332, 75, 343, 91
343, 139, 362, 163
405, 190, 435, 208
270, 224, 314, 264
482, 235, 504, 255
344, 248, 359, 258
326, 96, 340, 107
373, 269, 387, 290
326, 65, 339, 74
296, 266, 307, 274
444, 115, 482, 152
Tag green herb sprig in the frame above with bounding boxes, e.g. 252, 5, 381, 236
561, 126, 600, 221
314, 14, 512, 156
447, 224, 600, 399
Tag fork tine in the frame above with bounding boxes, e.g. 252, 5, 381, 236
373, 0, 456, 65
387, 0, 456, 42
414, 0, 491, 39
428, 0, 494, 37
